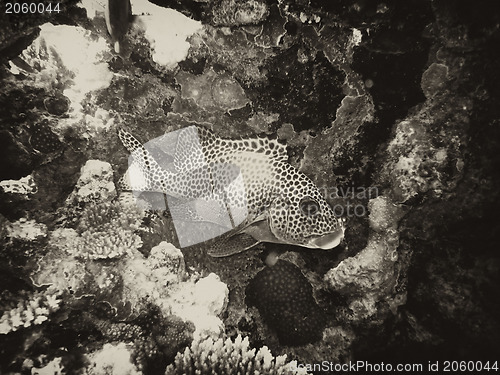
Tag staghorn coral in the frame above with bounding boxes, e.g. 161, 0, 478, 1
165, 334, 310, 375
246, 260, 326, 346
0, 290, 61, 335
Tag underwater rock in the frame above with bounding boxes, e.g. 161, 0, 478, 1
211, 0, 269, 26
196, 27, 272, 85
18, 23, 113, 114
65, 160, 116, 205
0, 130, 34, 180
165, 334, 310, 375
0, 174, 37, 197
421, 63, 449, 99
378, 104, 467, 204
85, 342, 140, 375
30, 357, 65, 375
43, 94, 70, 116
325, 232, 399, 319
246, 260, 326, 346
324, 196, 406, 319
132, 2, 202, 69
147, 241, 185, 286
167, 273, 229, 340
5, 218, 47, 241
176, 68, 248, 111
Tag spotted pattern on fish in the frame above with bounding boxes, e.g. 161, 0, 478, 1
118, 126, 345, 255
29, 121, 62, 154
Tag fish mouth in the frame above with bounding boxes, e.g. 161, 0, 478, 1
306, 227, 345, 249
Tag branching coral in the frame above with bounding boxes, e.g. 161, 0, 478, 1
64, 199, 144, 260
165, 334, 310, 375
0, 290, 61, 335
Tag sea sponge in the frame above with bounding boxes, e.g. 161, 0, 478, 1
246, 260, 326, 346
165, 334, 310, 375
0, 290, 61, 335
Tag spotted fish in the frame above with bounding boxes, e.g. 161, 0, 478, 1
118, 125, 345, 256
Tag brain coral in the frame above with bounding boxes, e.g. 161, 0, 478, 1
246, 260, 326, 346
165, 334, 310, 375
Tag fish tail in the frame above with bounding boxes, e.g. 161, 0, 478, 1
118, 128, 179, 195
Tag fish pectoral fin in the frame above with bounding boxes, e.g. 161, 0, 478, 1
206, 233, 261, 257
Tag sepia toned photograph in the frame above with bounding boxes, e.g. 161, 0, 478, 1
1, 0, 499, 373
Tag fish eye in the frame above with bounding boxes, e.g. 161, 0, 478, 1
299, 197, 320, 216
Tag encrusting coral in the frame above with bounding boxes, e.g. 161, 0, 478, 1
165, 334, 310, 375
0, 290, 61, 335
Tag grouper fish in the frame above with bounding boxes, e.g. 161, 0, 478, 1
118, 125, 345, 256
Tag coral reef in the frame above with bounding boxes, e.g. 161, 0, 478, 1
0, 290, 61, 334
211, 0, 269, 27
176, 69, 249, 112
165, 334, 310, 375
1, 0, 500, 373
68, 199, 144, 260
247, 260, 326, 346
5, 218, 47, 241
0, 174, 37, 196
85, 343, 140, 375
324, 196, 407, 319
66, 160, 117, 205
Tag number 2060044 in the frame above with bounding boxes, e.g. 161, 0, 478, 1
5, 2, 61, 13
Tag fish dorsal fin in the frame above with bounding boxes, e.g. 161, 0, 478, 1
193, 125, 289, 163
218, 134, 289, 163
173, 126, 207, 173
